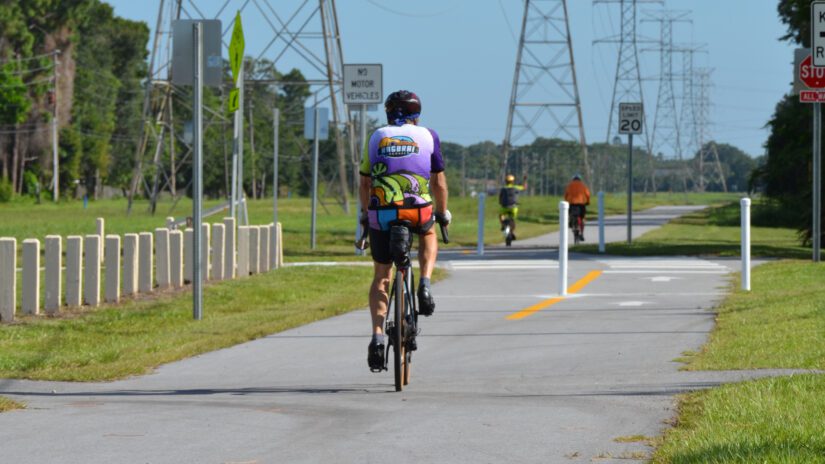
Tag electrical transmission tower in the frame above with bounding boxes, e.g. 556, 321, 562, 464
694, 68, 727, 192
502, 0, 589, 182
127, 0, 353, 217
593, 0, 660, 146
643, 10, 690, 162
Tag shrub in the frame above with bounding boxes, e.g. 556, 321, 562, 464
0, 178, 12, 203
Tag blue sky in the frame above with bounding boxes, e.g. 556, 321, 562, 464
108, 0, 794, 158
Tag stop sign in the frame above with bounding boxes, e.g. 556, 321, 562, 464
800, 55, 825, 88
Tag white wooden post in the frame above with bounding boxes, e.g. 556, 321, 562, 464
223, 217, 236, 279
598, 191, 606, 254
44, 235, 61, 314
22, 239, 40, 315
211, 223, 225, 280
237, 226, 250, 277
249, 226, 260, 274
276, 222, 284, 268
169, 230, 184, 288
138, 232, 153, 293
155, 228, 171, 290
0, 238, 16, 321
123, 234, 139, 296
184, 228, 193, 284
166, 216, 176, 229
96, 217, 105, 262
260, 224, 270, 272
84, 235, 101, 306
65, 236, 82, 307
105, 235, 121, 303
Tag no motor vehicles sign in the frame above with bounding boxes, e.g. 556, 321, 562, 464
343, 64, 382, 105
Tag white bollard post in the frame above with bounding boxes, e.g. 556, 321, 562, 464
211, 223, 225, 281
249, 226, 260, 274
741, 198, 751, 291
123, 234, 139, 296
84, 235, 101, 307
201, 223, 211, 281
260, 224, 271, 272
477, 193, 486, 256
184, 228, 193, 284
223, 217, 236, 279
22, 239, 40, 315
0, 238, 16, 321
44, 235, 61, 314
96, 218, 105, 262
166, 216, 176, 230
237, 226, 250, 277
169, 230, 183, 288
105, 235, 121, 303
559, 201, 569, 296
65, 236, 83, 307
155, 228, 171, 290
598, 191, 605, 254
138, 232, 153, 293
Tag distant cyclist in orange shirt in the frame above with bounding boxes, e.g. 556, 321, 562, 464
564, 174, 591, 241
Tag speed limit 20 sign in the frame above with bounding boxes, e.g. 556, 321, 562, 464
618, 103, 644, 135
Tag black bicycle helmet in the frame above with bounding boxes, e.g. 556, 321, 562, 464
385, 90, 421, 125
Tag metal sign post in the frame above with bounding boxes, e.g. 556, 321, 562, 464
192, 23, 204, 320
354, 103, 368, 256
619, 103, 643, 244
273, 107, 279, 227
229, 12, 245, 224
311, 103, 320, 250
172, 19, 221, 320
797, 44, 824, 261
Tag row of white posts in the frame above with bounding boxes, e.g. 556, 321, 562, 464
472, 193, 753, 296
0, 217, 284, 322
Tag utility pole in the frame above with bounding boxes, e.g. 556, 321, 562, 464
502, 0, 589, 183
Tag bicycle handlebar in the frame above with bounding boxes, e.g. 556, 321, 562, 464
354, 219, 450, 250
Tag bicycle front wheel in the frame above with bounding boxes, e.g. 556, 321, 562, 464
393, 269, 406, 392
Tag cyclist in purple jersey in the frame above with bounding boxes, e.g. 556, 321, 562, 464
359, 90, 451, 371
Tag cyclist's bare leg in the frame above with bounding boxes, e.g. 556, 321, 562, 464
417, 228, 438, 280
369, 262, 393, 335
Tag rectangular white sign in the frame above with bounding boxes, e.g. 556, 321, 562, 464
813, 2, 825, 66
304, 107, 329, 140
618, 103, 644, 135
343, 64, 383, 105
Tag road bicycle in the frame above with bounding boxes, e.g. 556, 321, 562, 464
500, 213, 515, 247
569, 205, 585, 245
357, 218, 449, 391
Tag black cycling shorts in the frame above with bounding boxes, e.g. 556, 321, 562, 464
368, 218, 435, 265
569, 204, 587, 218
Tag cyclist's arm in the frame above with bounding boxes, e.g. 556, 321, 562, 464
431, 171, 448, 213
359, 138, 372, 213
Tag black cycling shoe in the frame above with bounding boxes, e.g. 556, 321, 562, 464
368, 340, 385, 372
418, 285, 435, 316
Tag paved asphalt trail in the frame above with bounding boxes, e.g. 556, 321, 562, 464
0, 206, 801, 463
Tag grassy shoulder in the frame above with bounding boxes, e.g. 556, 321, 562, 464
653, 261, 825, 463
0, 265, 377, 381
0, 396, 24, 412
573, 201, 809, 259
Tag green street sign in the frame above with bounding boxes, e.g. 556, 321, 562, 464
228, 88, 239, 113
229, 11, 245, 84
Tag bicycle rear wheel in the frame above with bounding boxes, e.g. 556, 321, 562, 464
393, 269, 406, 392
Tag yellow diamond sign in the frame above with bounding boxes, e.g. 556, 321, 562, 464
229, 12, 245, 84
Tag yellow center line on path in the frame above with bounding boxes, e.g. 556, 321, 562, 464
506, 270, 603, 320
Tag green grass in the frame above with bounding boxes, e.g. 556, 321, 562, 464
653, 261, 825, 463
0, 265, 376, 381
652, 375, 825, 463
685, 261, 825, 371
574, 201, 809, 258
0, 396, 24, 412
